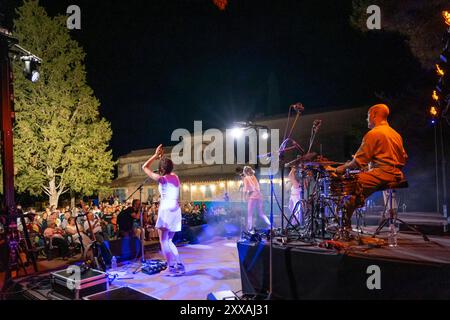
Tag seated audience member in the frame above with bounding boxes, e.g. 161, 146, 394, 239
102, 207, 115, 239
40, 211, 49, 231
65, 217, 91, 249
83, 210, 112, 266
31, 214, 42, 234
192, 204, 200, 214
43, 222, 69, 258
84, 210, 107, 241
112, 209, 120, 235
60, 211, 71, 230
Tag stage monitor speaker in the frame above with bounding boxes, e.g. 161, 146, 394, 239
83, 286, 159, 300
207, 290, 239, 300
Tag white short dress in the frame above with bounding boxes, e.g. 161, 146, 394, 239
289, 186, 302, 213
155, 174, 182, 232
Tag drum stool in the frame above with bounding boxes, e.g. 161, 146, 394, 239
372, 180, 429, 242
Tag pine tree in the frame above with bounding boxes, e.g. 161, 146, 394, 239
11, 0, 115, 207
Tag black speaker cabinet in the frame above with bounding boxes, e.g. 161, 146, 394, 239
83, 286, 158, 300
107, 237, 142, 262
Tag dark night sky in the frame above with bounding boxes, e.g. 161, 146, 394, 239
2, 0, 422, 158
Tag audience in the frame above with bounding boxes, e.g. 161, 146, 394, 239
15, 197, 235, 261
43, 222, 69, 258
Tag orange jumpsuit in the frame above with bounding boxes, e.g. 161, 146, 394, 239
346, 123, 408, 222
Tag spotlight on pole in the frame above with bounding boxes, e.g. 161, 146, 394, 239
231, 127, 244, 139
436, 63, 445, 77
430, 106, 439, 116
432, 90, 440, 102
443, 11, 450, 27
429, 106, 439, 125
21, 56, 40, 83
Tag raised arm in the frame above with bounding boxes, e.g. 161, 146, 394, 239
288, 167, 300, 189
142, 144, 163, 182
242, 176, 251, 193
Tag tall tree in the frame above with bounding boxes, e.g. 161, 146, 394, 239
351, 0, 449, 70
11, 0, 115, 207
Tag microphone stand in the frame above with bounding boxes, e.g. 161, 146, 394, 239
265, 172, 275, 300
266, 105, 306, 299
74, 213, 87, 255
307, 121, 321, 154
124, 176, 151, 273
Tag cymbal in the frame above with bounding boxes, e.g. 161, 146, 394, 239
284, 153, 318, 167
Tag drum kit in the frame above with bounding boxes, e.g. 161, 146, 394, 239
285, 154, 363, 242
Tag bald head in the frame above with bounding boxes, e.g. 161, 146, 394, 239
367, 104, 390, 129
369, 104, 389, 119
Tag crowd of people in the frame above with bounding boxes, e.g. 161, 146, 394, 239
14, 199, 225, 260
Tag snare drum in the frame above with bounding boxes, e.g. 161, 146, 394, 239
328, 173, 360, 198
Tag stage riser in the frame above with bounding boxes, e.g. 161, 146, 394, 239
238, 241, 450, 299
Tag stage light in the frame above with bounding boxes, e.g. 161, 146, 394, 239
200, 185, 206, 192
261, 131, 269, 140
21, 56, 40, 83
219, 182, 225, 188
191, 185, 197, 191
183, 184, 189, 192
443, 11, 450, 26
430, 106, 439, 117
213, 0, 227, 10
432, 90, 439, 101
231, 127, 243, 139
436, 64, 445, 77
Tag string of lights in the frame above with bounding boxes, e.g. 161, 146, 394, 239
430, 11, 450, 125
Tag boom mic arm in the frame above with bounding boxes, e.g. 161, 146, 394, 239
308, 119, 322, 153
312, 119, 322, 132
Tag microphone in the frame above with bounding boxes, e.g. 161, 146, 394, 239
313, 119, 322, 132
291, 103, 304, 113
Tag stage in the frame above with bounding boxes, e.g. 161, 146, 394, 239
11, 237, 242, 300
7, 212, 450, 300
238, 227, 450, 300
110, 237, 242, 300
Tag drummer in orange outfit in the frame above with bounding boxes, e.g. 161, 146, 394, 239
335, 104, 408, 229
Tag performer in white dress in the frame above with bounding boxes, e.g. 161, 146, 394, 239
242, 166, 271, 232
288, 167, 303, 225
142, 144, 185, 275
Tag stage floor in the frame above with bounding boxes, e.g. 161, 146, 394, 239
108, 237, 242, 300
7, 213, 450, 300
